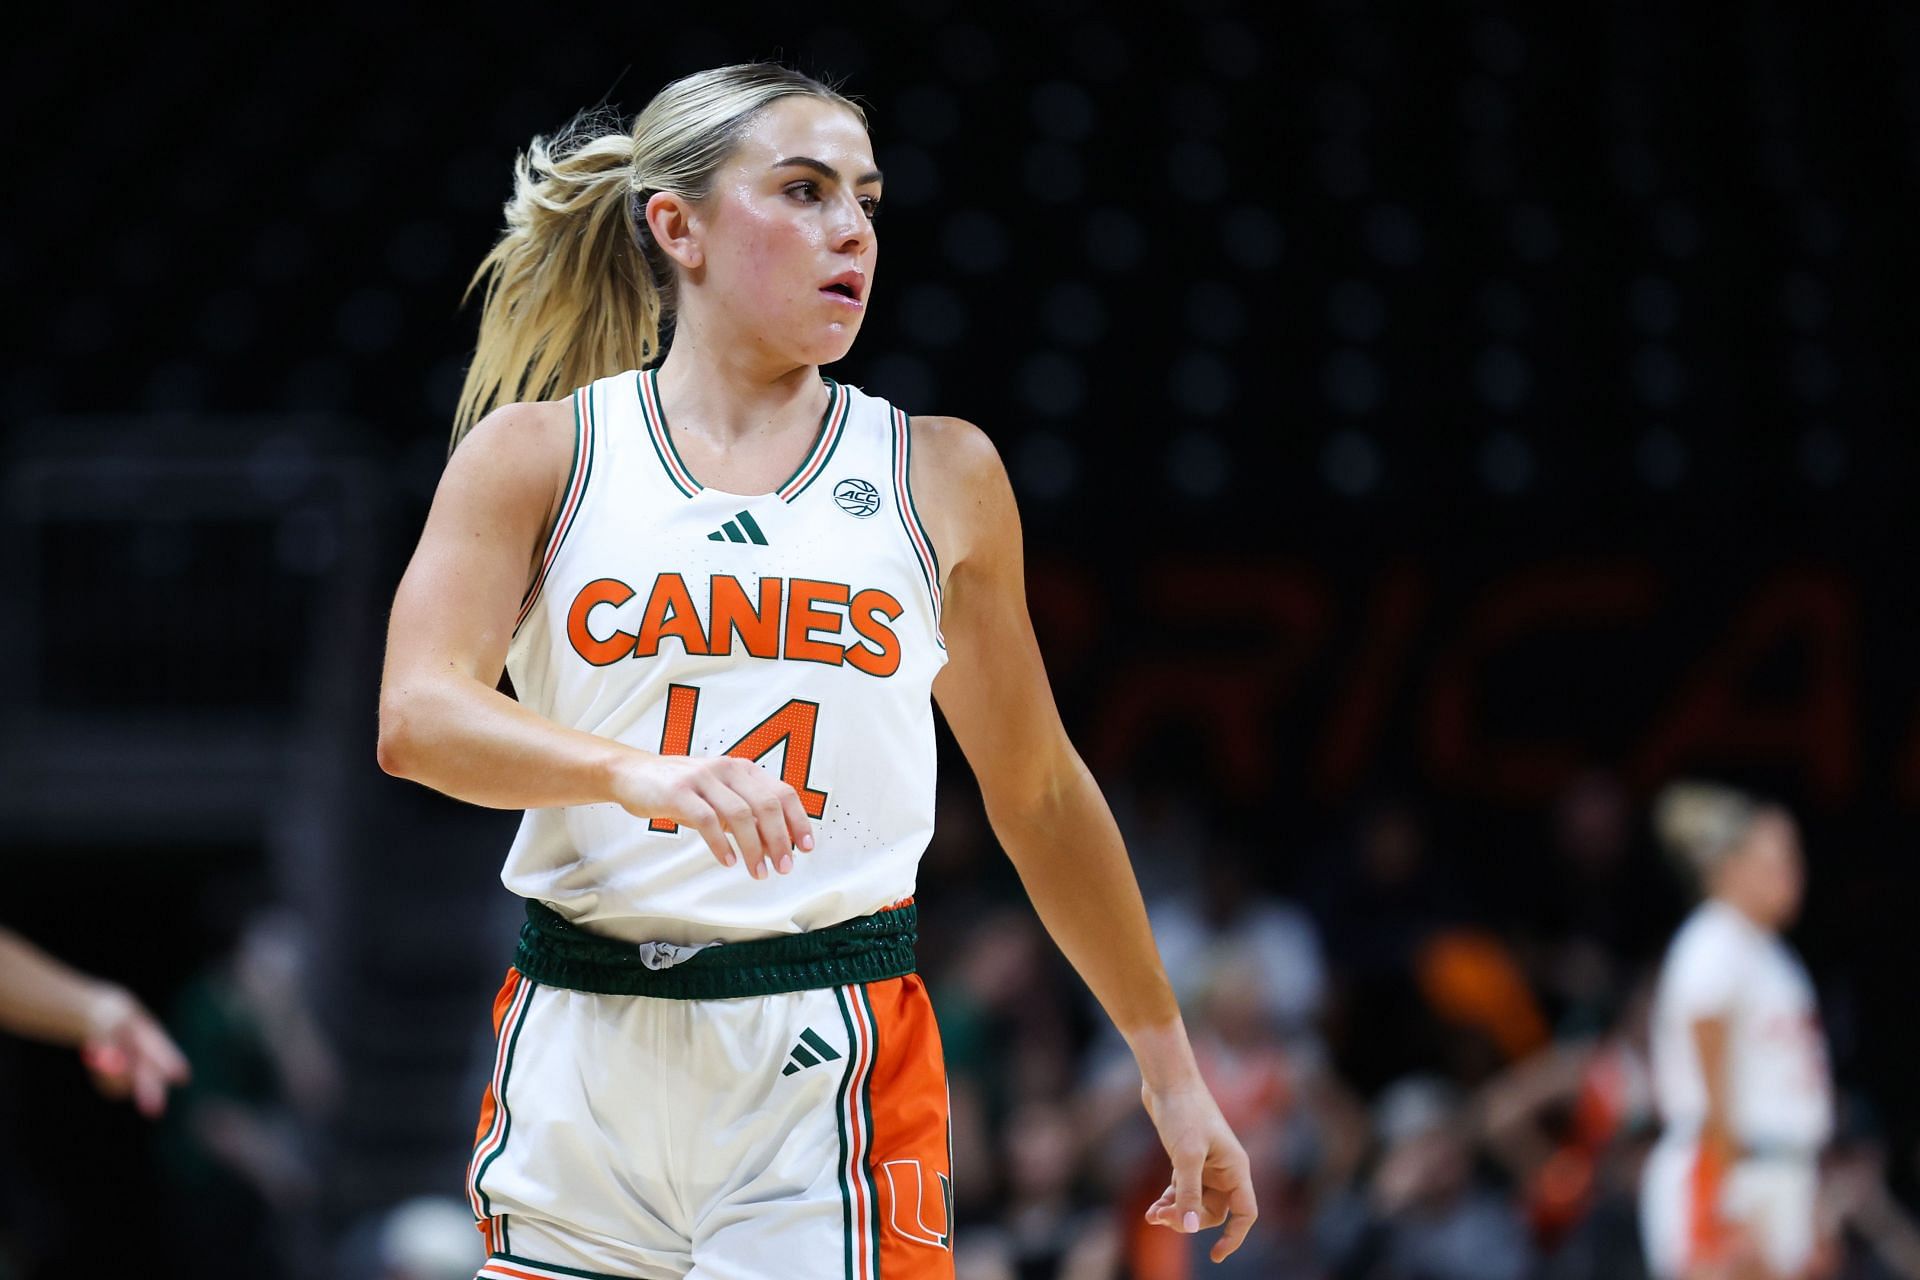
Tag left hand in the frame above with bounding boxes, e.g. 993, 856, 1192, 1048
1139, 1079, 1258, 1263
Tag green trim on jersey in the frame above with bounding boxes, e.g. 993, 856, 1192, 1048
834, 988, 860, 1280
512, 382, 597, 635
637, 368, 699, 497
777, 378, 850, 502
473, 979, 538, 1216
639, 368, 848, 502
856, 984, 884, 1275
486, 1251, 634, 1280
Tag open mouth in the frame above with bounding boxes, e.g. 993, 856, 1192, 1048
821, 272, 865, 304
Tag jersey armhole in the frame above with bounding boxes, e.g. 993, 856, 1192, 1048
888, 405, 945, 649
511, 382, 598, 636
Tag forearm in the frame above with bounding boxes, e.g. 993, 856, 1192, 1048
0, 929, 123, 1048
378, 671, 642, 809
987, 753, 1199, 1089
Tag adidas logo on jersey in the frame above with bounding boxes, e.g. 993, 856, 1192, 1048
780, 1026, 844, 1076
707, 510, 768, 545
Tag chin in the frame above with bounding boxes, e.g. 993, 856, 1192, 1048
797, 327, 862, 368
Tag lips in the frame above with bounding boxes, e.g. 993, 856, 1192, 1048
820, 271, 865, 304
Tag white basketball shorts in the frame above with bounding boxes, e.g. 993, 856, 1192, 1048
1640, 1136, 1818, 1279
464, 902, 954, 1280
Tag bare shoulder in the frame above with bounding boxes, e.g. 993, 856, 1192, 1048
451, 396, 576, 481
906, 414, 1014, 571
427, 396, 578, 562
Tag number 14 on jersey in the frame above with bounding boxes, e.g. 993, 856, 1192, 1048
647, 684, 830, 833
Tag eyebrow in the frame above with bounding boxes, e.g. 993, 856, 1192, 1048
773, 156, 884, 186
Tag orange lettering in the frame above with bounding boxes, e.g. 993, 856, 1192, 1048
567, 578, 637, 666
847, 588, 904, 677
634, 572, 710, 658
710, 574, 781, 659
785, 579, 848, 666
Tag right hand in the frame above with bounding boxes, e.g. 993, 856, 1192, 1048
612, 753, 815, 879
80, 986, 191, 1119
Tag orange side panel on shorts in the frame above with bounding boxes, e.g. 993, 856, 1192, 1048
472, 968, 524, 1146
1686, 1142, 1730, 1267
863, 973, 956, 1279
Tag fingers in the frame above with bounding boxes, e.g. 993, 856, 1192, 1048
778, 785, 815, 857
131, 1059, 169, 1118
1210, 1177, 1259, 1263
681, 795, 737, 870
1170, 1143, 1205, 1235
701, 766, 813, 879
654, 761, 814, 879
705, 783, 768, 873
747, 787, 791, 877
132, 1018, 191, 1085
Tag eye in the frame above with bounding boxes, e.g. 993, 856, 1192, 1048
859, 195, 882, 220
786, 181, 820, 203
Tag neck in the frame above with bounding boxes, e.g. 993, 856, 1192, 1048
655, 312, 823, 448
1712, 891, 1775, 933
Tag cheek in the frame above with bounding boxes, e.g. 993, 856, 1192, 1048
726, 213, 825, 295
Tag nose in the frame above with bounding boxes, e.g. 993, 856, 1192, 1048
830, 191, 872, 255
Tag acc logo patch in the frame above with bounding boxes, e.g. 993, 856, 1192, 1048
833, 478, 881, 518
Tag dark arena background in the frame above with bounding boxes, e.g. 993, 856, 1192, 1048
5, 3, 1919, 1277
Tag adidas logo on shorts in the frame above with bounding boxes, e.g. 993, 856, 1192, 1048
780, 1026, 843, 1076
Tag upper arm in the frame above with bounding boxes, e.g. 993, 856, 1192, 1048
1691, 1015, 1731, 1103
381, 398, 574, 700
914, 416, 1077, 815
1664, 921, 1745, 1023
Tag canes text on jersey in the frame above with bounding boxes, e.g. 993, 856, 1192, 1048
567, 574, 904, 677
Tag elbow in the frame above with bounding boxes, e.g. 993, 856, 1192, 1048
376, 691, 419, 779
983, 744, 1082, 833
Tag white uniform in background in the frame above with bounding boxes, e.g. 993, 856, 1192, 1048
466, 367, 957, 1280
1641, 899, 1832, 1278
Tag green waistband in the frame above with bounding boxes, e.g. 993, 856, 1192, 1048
513, 899, 918, 999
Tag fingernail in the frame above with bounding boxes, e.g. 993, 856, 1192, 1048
778, 853, 793, 874
800, 834, 815, 851
723, 851, 736, 867
1183, 1211, 1199, 1233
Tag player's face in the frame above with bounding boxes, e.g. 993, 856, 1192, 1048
1737, 809, 1806, 929
695, 97, 880, 368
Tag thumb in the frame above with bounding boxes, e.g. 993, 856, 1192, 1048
1171, 1147, 1204, 1233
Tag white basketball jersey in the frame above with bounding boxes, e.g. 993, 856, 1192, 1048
1648, 900, 1832, 1151
500, 367, 948, 946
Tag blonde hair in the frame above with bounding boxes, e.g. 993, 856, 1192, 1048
1652, 780, 1762, 884
450, 64, 867, 449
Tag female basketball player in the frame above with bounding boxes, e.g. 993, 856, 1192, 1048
378, 64, 1256, 1279
1640, 782, 1833, 1280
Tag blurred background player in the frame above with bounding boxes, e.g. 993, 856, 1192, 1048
1641, 782, 1834, 1280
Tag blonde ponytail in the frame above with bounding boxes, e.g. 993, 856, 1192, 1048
450, 64, 867, 450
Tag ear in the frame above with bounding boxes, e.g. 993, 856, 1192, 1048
646, 191, 704, 272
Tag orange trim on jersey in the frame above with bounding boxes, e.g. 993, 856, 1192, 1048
638, 368, 702, 497
1686, 1140, 1732, 1268
890, 407, 945, 650
479, 1264, 571, 1280
861, 975, 955, 1276
514, 384, 596, 634
779, 380, 851, 501
467, 969, 533, 1221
